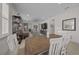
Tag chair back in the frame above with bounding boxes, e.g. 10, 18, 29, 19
49, 38, 63, 55
13, 34, 18, 48
7, 34, 18, 54
60, 34, 71, 55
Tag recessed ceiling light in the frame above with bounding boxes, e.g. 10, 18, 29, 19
26, 14, 30, 17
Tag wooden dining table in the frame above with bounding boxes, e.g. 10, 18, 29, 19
25, 35, 49, 55
25, 34, 62, 55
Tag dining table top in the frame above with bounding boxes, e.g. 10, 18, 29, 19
25, 34, 62, 55
49, 34, 62, 39
25, 35, 49, 55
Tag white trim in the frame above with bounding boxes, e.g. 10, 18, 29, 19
0, 33, 9, 39
0, 16, 9, 20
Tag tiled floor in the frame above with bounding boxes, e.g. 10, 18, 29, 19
67, 41, 79, 55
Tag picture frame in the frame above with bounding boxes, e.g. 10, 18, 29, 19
62, 18, 76, 31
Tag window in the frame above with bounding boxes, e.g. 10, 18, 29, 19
2, 18, 9, 34
2, 3, 9, 35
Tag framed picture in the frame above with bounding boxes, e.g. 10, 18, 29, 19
62, 18, 76, 31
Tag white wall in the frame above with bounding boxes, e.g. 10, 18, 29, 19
47, 19, 55, 34
50, 6, 79, 43
9, 4, 17, 34
0, 4, 2, 35
0, 37, 9, 54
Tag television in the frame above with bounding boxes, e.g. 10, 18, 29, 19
41, 23, 47, 29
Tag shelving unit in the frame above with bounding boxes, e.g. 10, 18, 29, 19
12, 15, 23, 34
12, 15, 29, 44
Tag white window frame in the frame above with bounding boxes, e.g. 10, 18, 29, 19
2, 3, 9, 35
0, 3, 9, 38
2, 17, 9, 35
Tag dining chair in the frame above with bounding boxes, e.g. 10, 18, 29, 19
7, 34, 18, 54
49, 38, 63, 55
7, 34, 25, 55
57, 31, 71, 55
60, 34, 71, 55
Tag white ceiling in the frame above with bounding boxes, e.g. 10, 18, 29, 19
12, 3, 79, 22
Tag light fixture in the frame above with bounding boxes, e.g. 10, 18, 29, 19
26, 14, 30, 17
